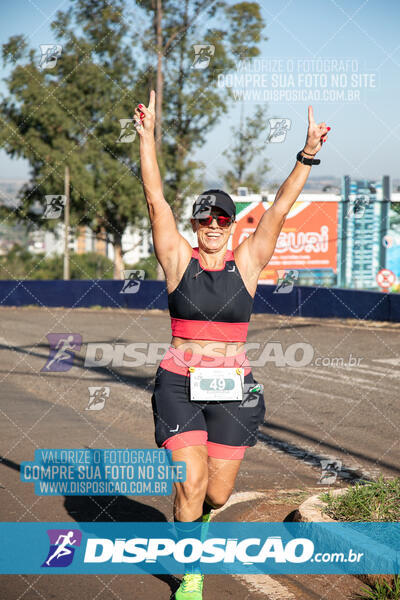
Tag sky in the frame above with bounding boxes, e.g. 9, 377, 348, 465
0, 0, 399, 185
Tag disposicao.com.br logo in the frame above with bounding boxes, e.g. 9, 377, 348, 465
67, 523, 398, 575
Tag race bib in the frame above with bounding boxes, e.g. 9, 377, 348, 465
189, 367, 244, 401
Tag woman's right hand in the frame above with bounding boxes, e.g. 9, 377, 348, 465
134, 89, 156, 137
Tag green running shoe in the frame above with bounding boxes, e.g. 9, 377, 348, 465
202, 509, 211, 523
175, 573, 204, 599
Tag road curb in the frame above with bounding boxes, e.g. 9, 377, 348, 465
292, 487, 347, 522
293, 487, 395, 589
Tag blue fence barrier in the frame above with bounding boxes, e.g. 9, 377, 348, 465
0, 280, 168, 310
0, 280, 399, 322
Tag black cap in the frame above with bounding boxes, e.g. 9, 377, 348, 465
192, 189, 236, 220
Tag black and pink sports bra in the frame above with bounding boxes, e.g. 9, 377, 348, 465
167, 247, 254, 342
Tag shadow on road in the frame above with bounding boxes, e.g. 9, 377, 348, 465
259, 419, 400, 480
0, 455, 181, 596
0, 340, 156, 391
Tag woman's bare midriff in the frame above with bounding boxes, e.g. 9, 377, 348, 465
171, 336, 245, 357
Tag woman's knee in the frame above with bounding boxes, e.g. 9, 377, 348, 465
172, 445, 208, 503
206, 488, 232, 509
177, 469, 208, 502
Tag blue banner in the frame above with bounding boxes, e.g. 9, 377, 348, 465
0, 522, 399, 574
20, 449, 186, 496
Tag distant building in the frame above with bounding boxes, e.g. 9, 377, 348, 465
26, 224, 152, 265
0, 179, 28, 208
2, 178, 400, 289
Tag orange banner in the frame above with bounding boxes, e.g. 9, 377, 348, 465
232, 201, 338, 283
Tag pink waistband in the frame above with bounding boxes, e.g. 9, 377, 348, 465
170, 318, 249, 342
159, 345, 251, 376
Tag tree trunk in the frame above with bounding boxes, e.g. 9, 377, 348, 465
238, 101, 245, 184
155, 0, 163, 156
63, 165, 70, 280
155, 0, 164, 281
114, 239, 125, 280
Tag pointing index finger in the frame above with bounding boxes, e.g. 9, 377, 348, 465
308, 105, 315, 124
148, 89, 155, 111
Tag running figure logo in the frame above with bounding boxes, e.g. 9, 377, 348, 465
41, 334, 82, 372
42, 529, 82, 567
42, 195, 66, 219
192, 194, 216, 219
39, 44, 62, 69
120, 270, 145, 294
116, 118, 137, 143
274, 270, 298, 294
86, 386, 110, 411
267, 118, 291, 143
240, 383, 264, 408
319, 459, 342, 485
191, 45, 215, 69
346, 195, 370, 219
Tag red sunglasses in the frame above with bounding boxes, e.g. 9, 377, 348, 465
198, 215, 233, 228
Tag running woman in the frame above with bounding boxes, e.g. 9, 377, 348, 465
135, 91, 329, 599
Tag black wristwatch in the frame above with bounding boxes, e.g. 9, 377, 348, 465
296, 150, 320, 166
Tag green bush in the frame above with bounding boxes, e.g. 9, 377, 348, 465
360, 576, 400, 600
0, 246, 114, 279
320, 477, 400, 600
320, 476, 400, 522
126, 253, 159, 280
68, 253, 114, 279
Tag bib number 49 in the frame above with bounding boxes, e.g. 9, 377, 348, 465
209, 378, 226, 390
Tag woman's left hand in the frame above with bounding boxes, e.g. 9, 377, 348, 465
303, 105, 330, 155
134, 90, 156, 137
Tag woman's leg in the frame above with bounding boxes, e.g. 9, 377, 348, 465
172, 445, 209, 521
202, 372, 266, 509
204, 456, 242, 509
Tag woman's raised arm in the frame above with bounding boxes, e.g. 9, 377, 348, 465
135, 90, 191, 274
236, 105, 330, 274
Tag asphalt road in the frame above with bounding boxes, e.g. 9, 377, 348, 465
1, 306, 399, 599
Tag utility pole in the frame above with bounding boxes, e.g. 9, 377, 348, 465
63, 165, 70, 280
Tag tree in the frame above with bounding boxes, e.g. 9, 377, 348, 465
0, 0, 267, 280
220, 104, 269, 193
132, 1, 266, 277
138, 0, 267, 214
0, 0, 146, 279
